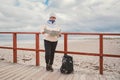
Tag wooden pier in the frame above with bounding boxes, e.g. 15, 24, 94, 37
0, 60, 120, 80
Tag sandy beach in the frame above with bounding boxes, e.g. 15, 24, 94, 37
0, 39, 120, 76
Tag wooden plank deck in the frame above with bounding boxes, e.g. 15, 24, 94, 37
0, 61, 120, 80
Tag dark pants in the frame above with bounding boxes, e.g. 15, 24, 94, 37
44, 40, 58, 65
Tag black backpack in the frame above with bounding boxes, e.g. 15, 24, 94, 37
60, 54, 74, 74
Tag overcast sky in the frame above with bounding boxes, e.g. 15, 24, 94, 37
0, 0, 120, 32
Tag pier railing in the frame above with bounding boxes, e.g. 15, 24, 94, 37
0, 32, 120, 75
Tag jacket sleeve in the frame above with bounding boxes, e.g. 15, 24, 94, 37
40, 25, 46, 33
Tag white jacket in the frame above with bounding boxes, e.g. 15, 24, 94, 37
41, 20, 61, 42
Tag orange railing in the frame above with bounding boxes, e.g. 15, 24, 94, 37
0, 32, 120, 75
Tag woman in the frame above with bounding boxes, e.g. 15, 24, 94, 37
41, 13, 61, 72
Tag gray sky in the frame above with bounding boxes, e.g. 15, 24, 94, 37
0, 0, 120, 32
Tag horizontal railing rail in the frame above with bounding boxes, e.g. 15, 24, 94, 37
0, 32, 120, 75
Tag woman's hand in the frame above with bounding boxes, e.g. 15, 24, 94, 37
59, 34, 62, 37
42, 32, 45, 34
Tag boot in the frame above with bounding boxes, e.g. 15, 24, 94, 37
46, 64, 50, 71
49, 65, 54, 72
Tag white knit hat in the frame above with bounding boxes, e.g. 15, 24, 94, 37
49, 13, 56, 18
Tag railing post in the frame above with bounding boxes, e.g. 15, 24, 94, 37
99, 34, 103, 75
13, 33, 17, 63
64, 34, 68, 54
36, 33, 40, 66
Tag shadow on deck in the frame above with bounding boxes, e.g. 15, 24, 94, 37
0, 60, 120, 80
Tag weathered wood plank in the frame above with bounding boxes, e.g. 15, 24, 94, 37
36, 69, 52, 80
0, 64, 17, 72
21, 66, 44, 80
0, 63, 10, 68
42, 70, 60, 80
27, 67, 47, 80
0, 64, 21, 76
13, 67, 35, 80
86, 73, 98, 80
65, 73, 74, 80
6, 66, 33, 80
18, 66, 41, 80
99, 74, 107, 80
58, 73, 68, 80
71, 72, 80, 80
0, 61, 119, 80
8, 66, 34, 80
1, 65, 28, 80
